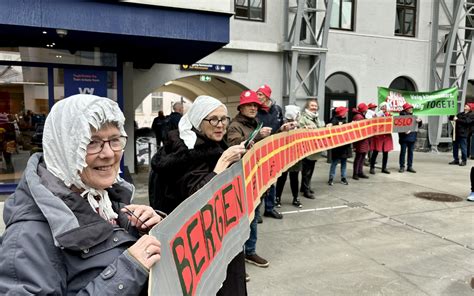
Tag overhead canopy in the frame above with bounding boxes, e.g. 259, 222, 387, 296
0, 0, 231, 68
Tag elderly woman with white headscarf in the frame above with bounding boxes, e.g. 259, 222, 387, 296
150, 95, 246, 295
0, 95, 162, 295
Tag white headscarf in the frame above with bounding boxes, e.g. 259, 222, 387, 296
284, 105, 301, 121
43, 94, 126, 222
178, 95, 226, 149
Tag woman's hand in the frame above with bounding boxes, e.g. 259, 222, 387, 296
326, 123, 333, 127
128, 234, 161, 270
259, 127, 272, 138
214, 144, 246, 174
121, 204, 162, 232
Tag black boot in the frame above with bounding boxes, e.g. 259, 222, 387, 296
292, 197, 302, 208
275, 196, 281, 208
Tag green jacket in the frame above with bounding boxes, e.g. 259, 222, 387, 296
299, 111, 324, 161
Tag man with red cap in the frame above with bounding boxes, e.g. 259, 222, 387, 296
327, 106, 352, 185
351, 103, 370, 180
448, 102, 474, 166
228, 90, 273, 277
398, 103, 422, 173
256, 84, 294, 219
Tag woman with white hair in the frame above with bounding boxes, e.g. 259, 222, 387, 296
369, 102, 394, 174
0, 95, 163, 295
150, 95, 247, 295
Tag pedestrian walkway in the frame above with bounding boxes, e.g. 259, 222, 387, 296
0, 151, 473, 295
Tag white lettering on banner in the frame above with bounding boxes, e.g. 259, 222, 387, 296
79, 88, 95, 94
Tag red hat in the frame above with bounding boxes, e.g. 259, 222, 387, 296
335, 106, 348, 117
257, 84, 272, 98
466, 103, 474, 110
357, 103, 368, 113
402, 103, 413, 111
238, 90, 262, 109
368, 103, 377, 109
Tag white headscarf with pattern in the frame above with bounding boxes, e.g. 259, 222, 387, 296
43, 94, 127, 222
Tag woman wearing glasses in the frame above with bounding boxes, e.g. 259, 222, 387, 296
151, 95, 247, 295
0, 95, 162, 295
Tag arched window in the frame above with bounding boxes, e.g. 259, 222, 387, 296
389, 76, 416, 91
324, 72, 357, 121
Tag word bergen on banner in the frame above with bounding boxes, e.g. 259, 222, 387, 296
149, 116, 394, 296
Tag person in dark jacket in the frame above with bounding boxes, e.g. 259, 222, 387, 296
448, 103, 474, 166
150, 95, 247, 295
351, 103, 370, 180
256, 84, 293, 220
227, 90, 272, 277
327, 106, 352, 185
167, 101, 183, 131
398, 103, 422, 173
151, 111, 167, 146
0, 95, 163, 295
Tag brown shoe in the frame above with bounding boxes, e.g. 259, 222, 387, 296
245, 253, 270, 268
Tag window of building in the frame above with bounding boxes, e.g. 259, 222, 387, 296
389, 76, 416, 91
235, 0, 265, 22
330, 0, 355, 31
395, 0, 417, 37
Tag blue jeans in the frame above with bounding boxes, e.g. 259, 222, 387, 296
264, 184, 276, 213
244, 209, 258, 255
453, 137, 467, 162
399, 141, 415, 168
329, 158, 347, 179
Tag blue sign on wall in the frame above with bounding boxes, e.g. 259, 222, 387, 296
64, 69, 107, 97
180, 63, 232, 73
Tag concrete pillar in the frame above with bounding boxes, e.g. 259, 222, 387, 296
123, 62, 136, 173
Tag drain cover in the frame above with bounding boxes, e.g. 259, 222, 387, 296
414, 192, 462, 202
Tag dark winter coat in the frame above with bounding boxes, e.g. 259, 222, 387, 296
398, 110, 422, 143
329, 116, 352, 159
150, 129, 224, 214
227, 113, 262, 146
257, 101, 284, 135
167, 111, 182, 131
449, 111, 474, 139
351, 111, 370, 153
0, 154, 148, 295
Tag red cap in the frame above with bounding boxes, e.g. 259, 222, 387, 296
402, 103, 413, 111
238, 90, 262, 109
368, 103, 377, 109
335, 106, 348, 117
256, 84, 272, 98
357, 103, 368, 113
466, 103, 474, 110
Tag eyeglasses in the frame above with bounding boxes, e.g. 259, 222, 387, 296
86, 136, 128, 154
202, 116, 231, 127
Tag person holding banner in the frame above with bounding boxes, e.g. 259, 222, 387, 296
151, 95, 248, 295
275, 105, 303, 208
0, 95, 163, 295
398, 103, 422, 173
327, 106, 352, 185
256, 84, 294, 219
448, 103, 474, 166
351, 103, 370, 180
299, 99, 325, 199
227, 90, 271, 272
369, 102, 393, 174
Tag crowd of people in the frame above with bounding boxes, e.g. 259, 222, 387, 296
0, 87, 472, 295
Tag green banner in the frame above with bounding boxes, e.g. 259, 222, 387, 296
377, 87, 458, 115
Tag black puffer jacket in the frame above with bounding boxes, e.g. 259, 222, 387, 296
329, 116, 352, 159
449, 111, 474, 139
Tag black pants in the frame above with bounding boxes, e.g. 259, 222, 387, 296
300, 158, 316, 193
216, 251, 247, 296
370, 151, 388, 170
276, 171, 299, 199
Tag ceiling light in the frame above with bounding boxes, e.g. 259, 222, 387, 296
42, 31, 47, 34
164, 81, 173, 86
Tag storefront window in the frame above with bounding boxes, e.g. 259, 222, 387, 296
0, 65, 48, 184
